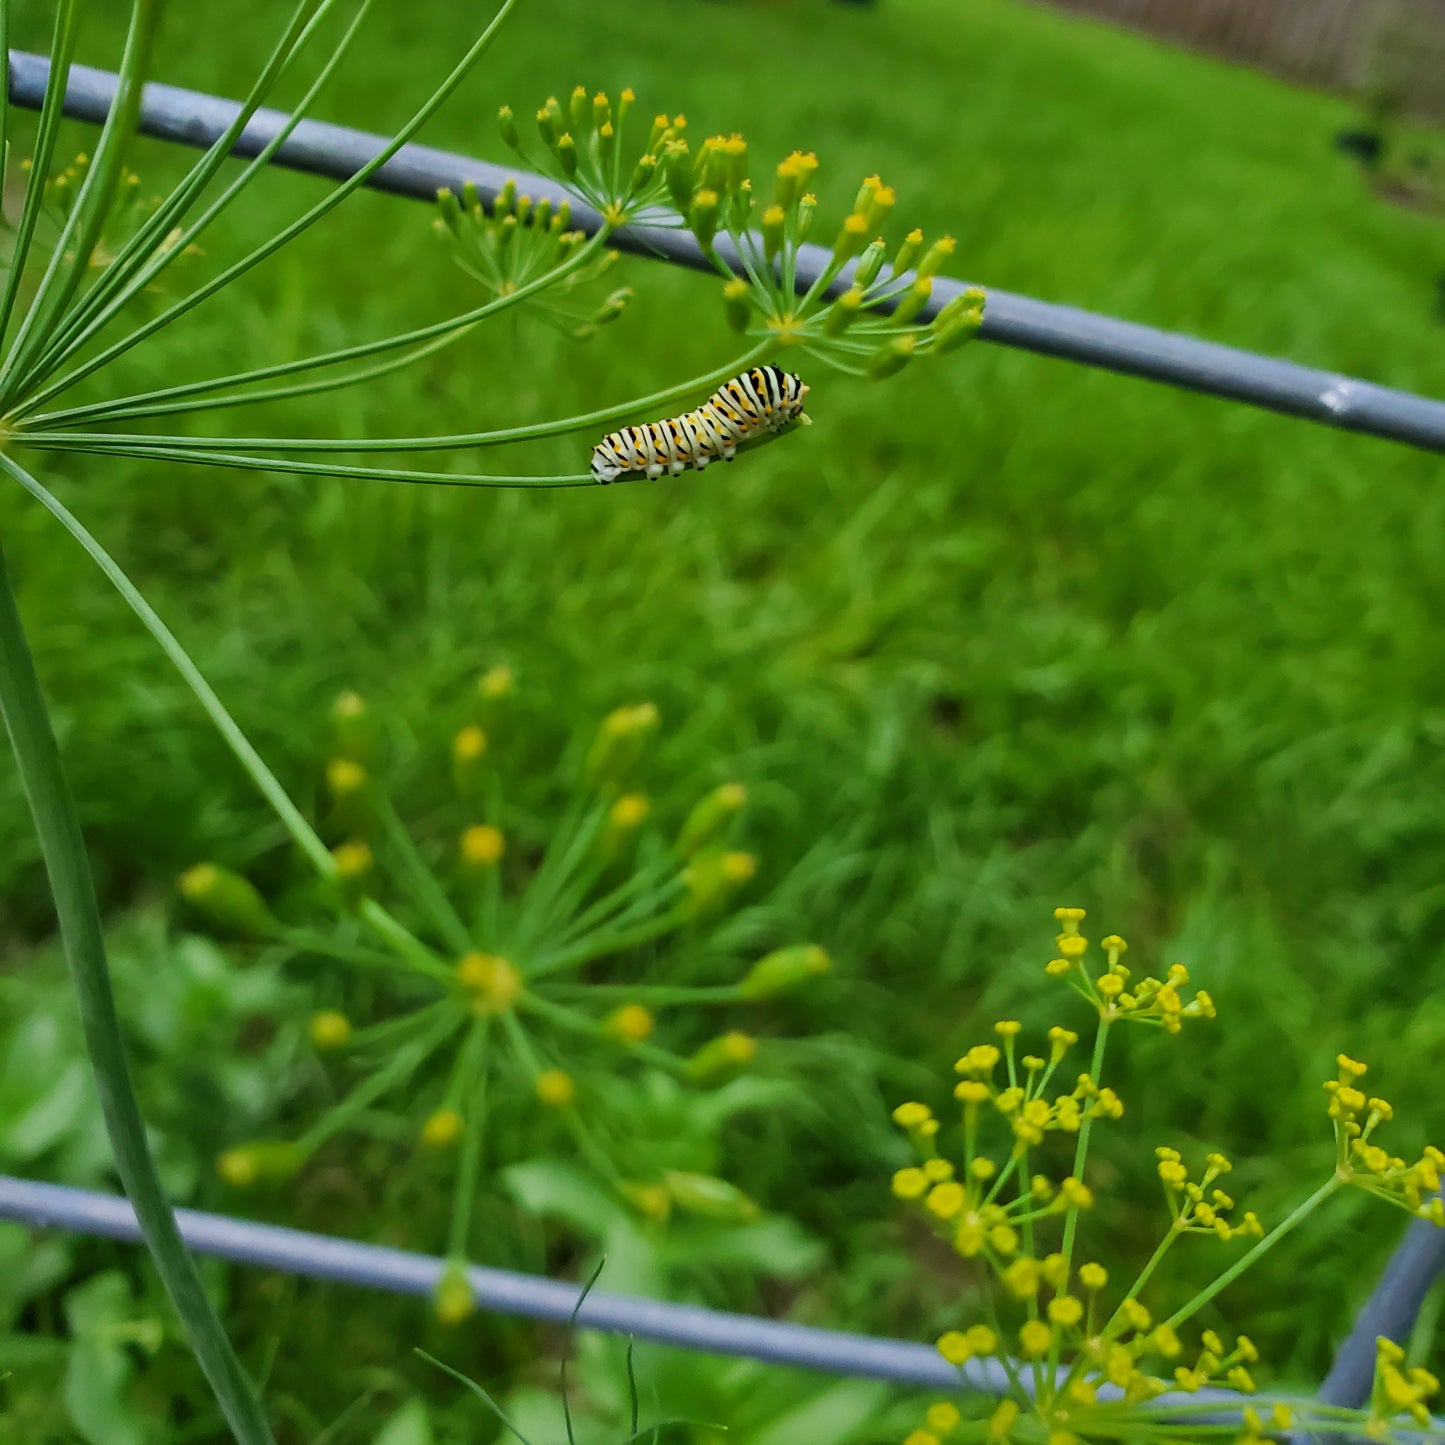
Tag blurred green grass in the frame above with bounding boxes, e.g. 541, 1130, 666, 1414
1, 0, 1443, 1435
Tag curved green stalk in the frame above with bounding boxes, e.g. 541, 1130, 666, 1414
0, 541, 274, 1445
25, 230, 615, 429
0, 454, 450, 984
26, 340, 776, 452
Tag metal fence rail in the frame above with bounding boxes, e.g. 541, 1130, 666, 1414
0, 1174, 1250, 1410
3, 1173, 1442, 1433
8, 50, 1445, 454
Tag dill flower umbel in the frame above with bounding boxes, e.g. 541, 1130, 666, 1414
892, 908, 1444, 1445
185, 677, 831, 1280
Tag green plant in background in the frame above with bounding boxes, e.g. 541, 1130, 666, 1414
891, 909, 1443, 1445
178, 680, 831, 1319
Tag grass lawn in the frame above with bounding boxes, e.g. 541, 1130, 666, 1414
0, 0, 1442, 1439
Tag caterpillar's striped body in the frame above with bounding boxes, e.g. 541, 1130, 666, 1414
590, 364, 810, 484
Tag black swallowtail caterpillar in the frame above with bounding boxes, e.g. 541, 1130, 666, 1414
590, 364, 811, 483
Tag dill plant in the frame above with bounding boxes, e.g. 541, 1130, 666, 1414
177, 681, 830, 1319
890, 909, 1443, 1445
0, 0, 987, 1436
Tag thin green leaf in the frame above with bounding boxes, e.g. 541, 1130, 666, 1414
0, 0, 163, 406
0, 538, 275, 1445
17, 0, 522, 413
30, 0, 345, 376
0, 0, 81, 352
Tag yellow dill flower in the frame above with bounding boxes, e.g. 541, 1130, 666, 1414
456, 953, 523, 1014
1048, 1294, 1083, 1327
936, 1330, 972, 1365
893, 1167, 930, 1200
421, 1108, 464, 1149
1018, 1319, 1053, 1356
434, 1262, 474, 1325
1002, 1257, 1040, 1298
925, 1403, 961, 1434
309, 1010, 352, 1050
925, 1182, 966, 1220
326, 757, 367, 797
1079, 1262, 1108, 1292
605, 1003, 654, 1043
535, 1069, 575, 1108
460, 824, 505, 867
453, 725, 487, 763
987, 1401, 1018, 1441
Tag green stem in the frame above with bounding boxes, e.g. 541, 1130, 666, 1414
25, 342, 776, 453
0, 541, 274, 1444
295, 1011, 458, 1154
447, 1021, 490, 1258
25, 230, 613, 429
1061, 1021, 1110, 1263
0, 455, 448, 981
1163, 1177, 1341, 1330
374, 794, 474, 956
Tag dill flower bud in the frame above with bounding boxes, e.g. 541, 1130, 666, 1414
309, 1010, 352, 1051
665, 1170, 758, 1222
535, 1069, 576, 1108
723, 276, 752, 332
604, 1003, 654, 1043
687, 1030, 757, 1082
178, 863, 274, 938
916, 235, 956, 280
891, 227, 923, 275
831, 212, 869, 265
866, 333, 916, 381
621, 1180, 671, 1220
591, 286, 633, 326
569, 85, 591, 137
585, 702, 660, 785
824, 287, 865, 336
216, 1140, 298, 1188
330, 690, 374, 763
332, 840, 373, 908
676, 781, 747, 857
325, 756, 370, 833
421, 1108, 464, 1149
460, 823, 505, 870
434, 1259, 474, 1325
630, 152, 658, 192
690, 188, 720, 250
683, 849, 757, 915
452, 724, 487, 796
852, 238, 887, 290
891, 277, 932, 325
456, 953, 523, 1014
556, 133, 578, 179
498, 105, 520, 151
738, 944, 830, 999
663, 140, 694, 213
762, 204, 786, 264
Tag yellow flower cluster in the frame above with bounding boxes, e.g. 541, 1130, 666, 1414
1045, 909, 1215, 1033
1327, 1055, 1445, 1221
1369, 1337, 1440, 1433
1154, 1147, 1263, 1241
